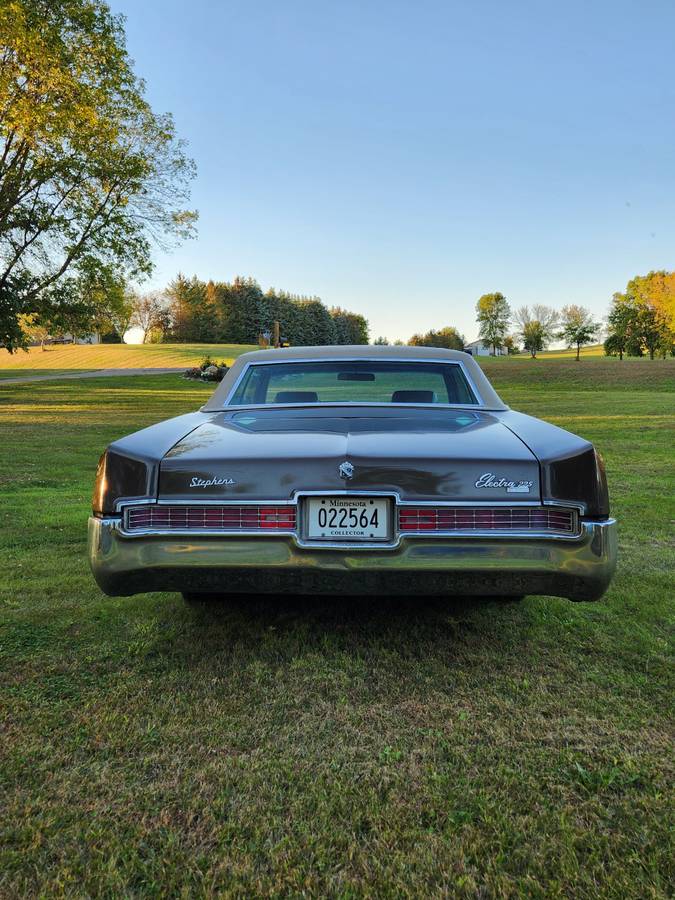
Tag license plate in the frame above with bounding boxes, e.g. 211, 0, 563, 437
305, 497, 391, 541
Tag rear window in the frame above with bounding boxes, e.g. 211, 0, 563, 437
228, 360, 478, 406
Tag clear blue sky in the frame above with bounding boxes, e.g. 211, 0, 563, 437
112, 0, 675, 342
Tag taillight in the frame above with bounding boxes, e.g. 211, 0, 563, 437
398, 507, 577, 534
92, 450, 149, 516
125, 505, 297, 532
259, 506, 296, 528
543, 448, 610, 517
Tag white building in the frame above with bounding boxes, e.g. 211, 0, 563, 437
464, 339, 506, 356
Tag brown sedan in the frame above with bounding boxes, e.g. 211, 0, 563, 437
89, 346, 617, 603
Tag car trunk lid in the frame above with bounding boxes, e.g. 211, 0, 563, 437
158, 407, 541, 502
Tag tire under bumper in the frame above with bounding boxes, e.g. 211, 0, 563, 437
88, 516, 617, 602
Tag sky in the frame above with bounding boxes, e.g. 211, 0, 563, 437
112, 0, 675, 343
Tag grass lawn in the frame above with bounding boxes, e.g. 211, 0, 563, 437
498, 344, 606, 359
0, 342, 258, 376
1, 360, 673, 897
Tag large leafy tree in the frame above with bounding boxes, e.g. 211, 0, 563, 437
475, 292, 510, 355
637, 303, 672, 359
129, 291, 169, 344
520, 321, 546, 358
557, 304, 600, 360
604, 293, 639, 360
19, 264, 132, 343
513, 305, 558, 358
0, 0, 196, 350
605, 273, 675, 359
624, 271, 675, 332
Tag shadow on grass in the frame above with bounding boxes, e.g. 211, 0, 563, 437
132, 591, 536, 673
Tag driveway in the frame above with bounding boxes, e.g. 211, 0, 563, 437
0, 367, 185, 385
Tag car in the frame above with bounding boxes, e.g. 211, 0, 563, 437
89, 345, 617, 603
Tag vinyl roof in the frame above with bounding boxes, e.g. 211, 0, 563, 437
203, 344, 507, 410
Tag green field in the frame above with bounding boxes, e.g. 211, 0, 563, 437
1, 359, 673, 896
0, 342, 258, 377
0, 341, 611, 379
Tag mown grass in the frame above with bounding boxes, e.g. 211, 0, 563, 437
0, 341, 623, 377
0, 342, 257, 375
1, 360, 673, 897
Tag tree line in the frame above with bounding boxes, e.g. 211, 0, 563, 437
159, 275, 368, 346
473, 273, 675, 359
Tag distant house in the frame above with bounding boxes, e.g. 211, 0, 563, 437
464, 339, 506, 356
30, 332, 101, 347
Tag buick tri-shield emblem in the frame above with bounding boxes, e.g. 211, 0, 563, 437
339, 461, 354, 480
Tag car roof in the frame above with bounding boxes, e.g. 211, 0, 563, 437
203, 344, 507, 410
229, 344, 471, 363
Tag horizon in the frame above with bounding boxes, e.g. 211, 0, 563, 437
112, 0, 675, 343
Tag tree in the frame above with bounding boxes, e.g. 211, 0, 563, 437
295, 298, 335, 345
408, 326, 465, 349
475, 293, 510, 355
217, 277, 265, 344
104, 288, 135, 342
607, 273, 675, 360
20, 267, 126, 344
373, 336, 388, 345
19, 312, 49, 349
329, 307, 369, 344
557, 305, 600, 360
637, 302, 672, 360
0, 0, 197, 351
624, 271, 675, 333
164, 274, 215, 342
604, 293, 639, 360
513, 305, 558, 358
130, 292, 168, 344
503, 335, 520, 355
77, 265, 133, 341
521, 321, 546, 357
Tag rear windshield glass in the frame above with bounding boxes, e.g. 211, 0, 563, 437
228, 361, 478, 406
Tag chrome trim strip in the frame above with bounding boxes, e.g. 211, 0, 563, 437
112, 495, 155, 514
542, 498, 586, 514
216, 356, 486, 409
218, 401, 485, 413
123, 493, 561, 509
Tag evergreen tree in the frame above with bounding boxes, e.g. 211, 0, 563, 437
165, 274, 213, 342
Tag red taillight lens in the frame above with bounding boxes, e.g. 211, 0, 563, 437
399, 507, 576, 534
259, 507, 296, 529
126, 505, 296, 532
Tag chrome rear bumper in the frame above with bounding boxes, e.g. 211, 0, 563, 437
88, 516, 617, 601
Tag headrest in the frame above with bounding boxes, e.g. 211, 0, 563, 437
274, 391, 319, 403
391, 390, 437, 403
